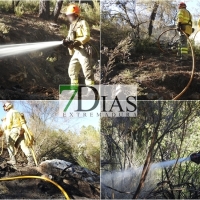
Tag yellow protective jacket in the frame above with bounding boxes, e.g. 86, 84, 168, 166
67, 17, 90, 55
5, 109, 25, 130
177, 8, 192, 36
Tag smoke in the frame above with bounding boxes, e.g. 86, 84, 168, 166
0, 41, 62, 58
101, 157, 191, 199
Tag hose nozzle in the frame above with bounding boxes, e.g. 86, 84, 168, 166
190, 152, 200, 164
62, 39, 73, 47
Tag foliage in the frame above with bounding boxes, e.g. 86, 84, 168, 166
0, 0, 39, 14
59, 24, 68, 38
101, 101, 200, 199
15, 101, 100, 174
0, 0, 13, 12
66, 125, 100, 173
80, 0, 100, 27
135, 38, 160, 55
0, 23, 10, 34
101, 17, 129, 48
101, 0, 178, 53
14, 4, 25, 17
22, 0, 39, 14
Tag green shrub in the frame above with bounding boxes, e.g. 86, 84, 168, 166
81, 0, 100, 28
0, 0, 12, 12
22, 0, 39, 14
0, 0, 39, 15
66, 125, 100, 174
15, 4, 25, 17
60, 24, 68, 38
101, 16, 130, 48
135, 38, 160, 55
0, 22, 10, 34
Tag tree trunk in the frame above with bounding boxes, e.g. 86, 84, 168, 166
11, 0, 15, 13
132, 102, 162, 199
148, 2, 159, 36
39, 0, 50, 20
11, 0, 20, 13
15, 1, 20, 7
53, 0, 63, 22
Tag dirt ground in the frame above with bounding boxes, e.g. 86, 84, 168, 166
0, 13, 100, 100
107, 53, 200, 100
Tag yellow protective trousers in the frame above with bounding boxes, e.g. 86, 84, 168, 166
5, 128, 32, 159
179, 33, 188, 59
68, 48, 94, 85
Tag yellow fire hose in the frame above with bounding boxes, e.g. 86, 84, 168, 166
0, 176, 70, 200
157, 28, 195, 100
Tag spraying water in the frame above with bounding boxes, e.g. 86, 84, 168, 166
0, 41, 62, 58
150, 156, 190, 170
101, 156, 191, 199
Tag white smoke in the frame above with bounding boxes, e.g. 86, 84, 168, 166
101, 157, 191, 199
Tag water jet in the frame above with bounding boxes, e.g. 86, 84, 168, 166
0, 41, 62, 58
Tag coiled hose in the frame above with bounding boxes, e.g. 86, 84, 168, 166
157, 28, 195, 100
0, 175, 70, 200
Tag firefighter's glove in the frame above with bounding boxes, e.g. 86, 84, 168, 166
19, 128, 25, 136
62, 39, 73, 47
71, 40, 82, 48
177, 27, 181, 32
21, 124, 29, 134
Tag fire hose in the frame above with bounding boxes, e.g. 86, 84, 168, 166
0, 176, 70, 199
157, 28, 195, 100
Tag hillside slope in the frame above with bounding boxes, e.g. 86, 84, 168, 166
102, 42, 200, 100
0, 13, 100, 100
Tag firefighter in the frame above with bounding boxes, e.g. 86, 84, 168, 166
3, 102, 35, 167
177, 2, 193, 61
63, 4, 94, 94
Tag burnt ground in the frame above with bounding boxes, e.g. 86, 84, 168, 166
0, 13, 100, 100
106, 53, 200, 100
0, 149, 100, 199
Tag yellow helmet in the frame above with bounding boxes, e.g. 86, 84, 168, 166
66, 4, 80, 16
3, 102, 13, 111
